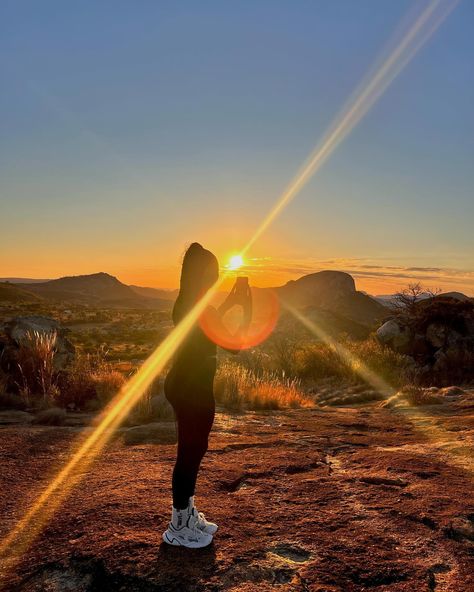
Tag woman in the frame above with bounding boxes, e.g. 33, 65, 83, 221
162, 242, 252, 548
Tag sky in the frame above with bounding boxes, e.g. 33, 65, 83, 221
1, 1, 473, 295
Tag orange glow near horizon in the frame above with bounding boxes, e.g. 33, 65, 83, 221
2, 258, 473, 297
0, 0, 463, 582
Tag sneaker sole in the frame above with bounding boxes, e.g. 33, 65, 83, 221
162, 530, 213, 549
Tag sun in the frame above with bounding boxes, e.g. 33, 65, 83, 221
228, 254, 244, 271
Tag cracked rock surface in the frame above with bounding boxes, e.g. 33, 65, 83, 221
0, 394, 473, 591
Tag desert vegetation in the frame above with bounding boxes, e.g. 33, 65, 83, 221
1, 278, 473, 420
214, 360, 313, 410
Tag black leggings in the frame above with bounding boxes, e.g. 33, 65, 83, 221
166, 393, 215, 509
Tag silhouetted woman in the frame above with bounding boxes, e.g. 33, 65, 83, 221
162, 242, 251, 548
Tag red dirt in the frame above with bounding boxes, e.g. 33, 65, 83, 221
0, 398, 473, 591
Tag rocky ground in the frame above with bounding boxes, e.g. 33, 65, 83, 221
0, 392, 473, 592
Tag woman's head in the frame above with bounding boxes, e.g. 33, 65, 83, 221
172, 242, 219, 324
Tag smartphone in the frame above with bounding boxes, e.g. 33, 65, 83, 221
235, 276, 249, 297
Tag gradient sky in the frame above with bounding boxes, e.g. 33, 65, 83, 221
1, 1, 473, 294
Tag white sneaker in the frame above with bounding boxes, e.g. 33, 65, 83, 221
162, 508, 213, 548
188, 496, 218, 535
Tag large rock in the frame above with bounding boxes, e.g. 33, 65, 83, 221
273, 270, 387, 328
276, 271, 356, 309
149, 392, 175, 421
375, 296, 474, 385
123, 422, 177, 445
376, 320, 412, 352
0, 316, 75, 393
1, 316, 75, 370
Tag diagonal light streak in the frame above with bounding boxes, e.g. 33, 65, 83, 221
282, 300, 474, 474
0, 0, 459, 581
241, 0, 458, 255
0, 272, 229, 576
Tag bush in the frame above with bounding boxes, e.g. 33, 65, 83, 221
380, 385, 444, 408
0, 391, 27, 410
58, 349, 125, 409
16, 330, 60, 404
125, 382, 175, 426
402, 386, 444, 406
32, 407, 66, 426
93, 370, 125, 406
276, 337, 411, 389
214, 361, 313, 411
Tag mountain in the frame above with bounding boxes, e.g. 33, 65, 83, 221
2, 271, 389, 335
0, 282, 43, 303
375, 291, 472, 308
274, 271, 387, 327
20, 273, 172, 310
129, 285, 179, 301
0, 277, 51, 284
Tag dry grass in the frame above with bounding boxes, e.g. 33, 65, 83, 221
59, 348, 125, 409
16, 330, 59, 405
32, 407, 66, 426
214, 361, 314, 411
400, 386, 444, 406
292, 339, 411, 387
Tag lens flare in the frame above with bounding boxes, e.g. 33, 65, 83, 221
200, 288, 280, 349
241, 0, 458, 256
0, 0, 459, 582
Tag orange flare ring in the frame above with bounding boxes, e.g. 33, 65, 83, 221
199, 289, 280, 350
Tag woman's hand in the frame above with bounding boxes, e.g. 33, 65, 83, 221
217, 279, 251, 317
203, 280, 253, 353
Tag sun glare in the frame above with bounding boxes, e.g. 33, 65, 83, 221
228, 254, 244, 270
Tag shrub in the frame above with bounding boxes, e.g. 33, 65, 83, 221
280, 337, 410, 389
0, 391, 26, 410
402, 386, 444, 406
58, 348, 125, 409
93, 370, 125, 406
293, 343, 347, 381
32, 407, 67, 426
214, 361, 313, 411
381, 385, 444, 408
16, 330, 60, 405
346, 339, 412, 387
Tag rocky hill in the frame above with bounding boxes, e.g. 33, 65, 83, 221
21, 273, 171, 310
273, 270, 387, 331
129, 285, 179, 301
0, 282, 42, 304
1, 270, 388, 336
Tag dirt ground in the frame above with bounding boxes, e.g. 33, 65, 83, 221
0, 395, 473, 592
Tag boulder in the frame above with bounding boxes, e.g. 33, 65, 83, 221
123, 422, 177, 445
1, 316, 75, 371
375, 296, 474, 385
426, 323, 447, 349
150, 392, 175, 421
376, 320, 412, 352
0, 316, 75, 393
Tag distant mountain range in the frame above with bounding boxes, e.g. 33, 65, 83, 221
0, 277, 50, 284
2, 272, 470, 339
0, 273, 174, 310
374, 291, 471, 307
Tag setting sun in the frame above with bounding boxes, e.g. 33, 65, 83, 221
227, 254, 244, 271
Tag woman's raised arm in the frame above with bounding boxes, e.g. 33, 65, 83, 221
199, 284, 252, 353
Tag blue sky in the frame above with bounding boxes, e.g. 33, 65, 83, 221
1, 1, 473, 293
